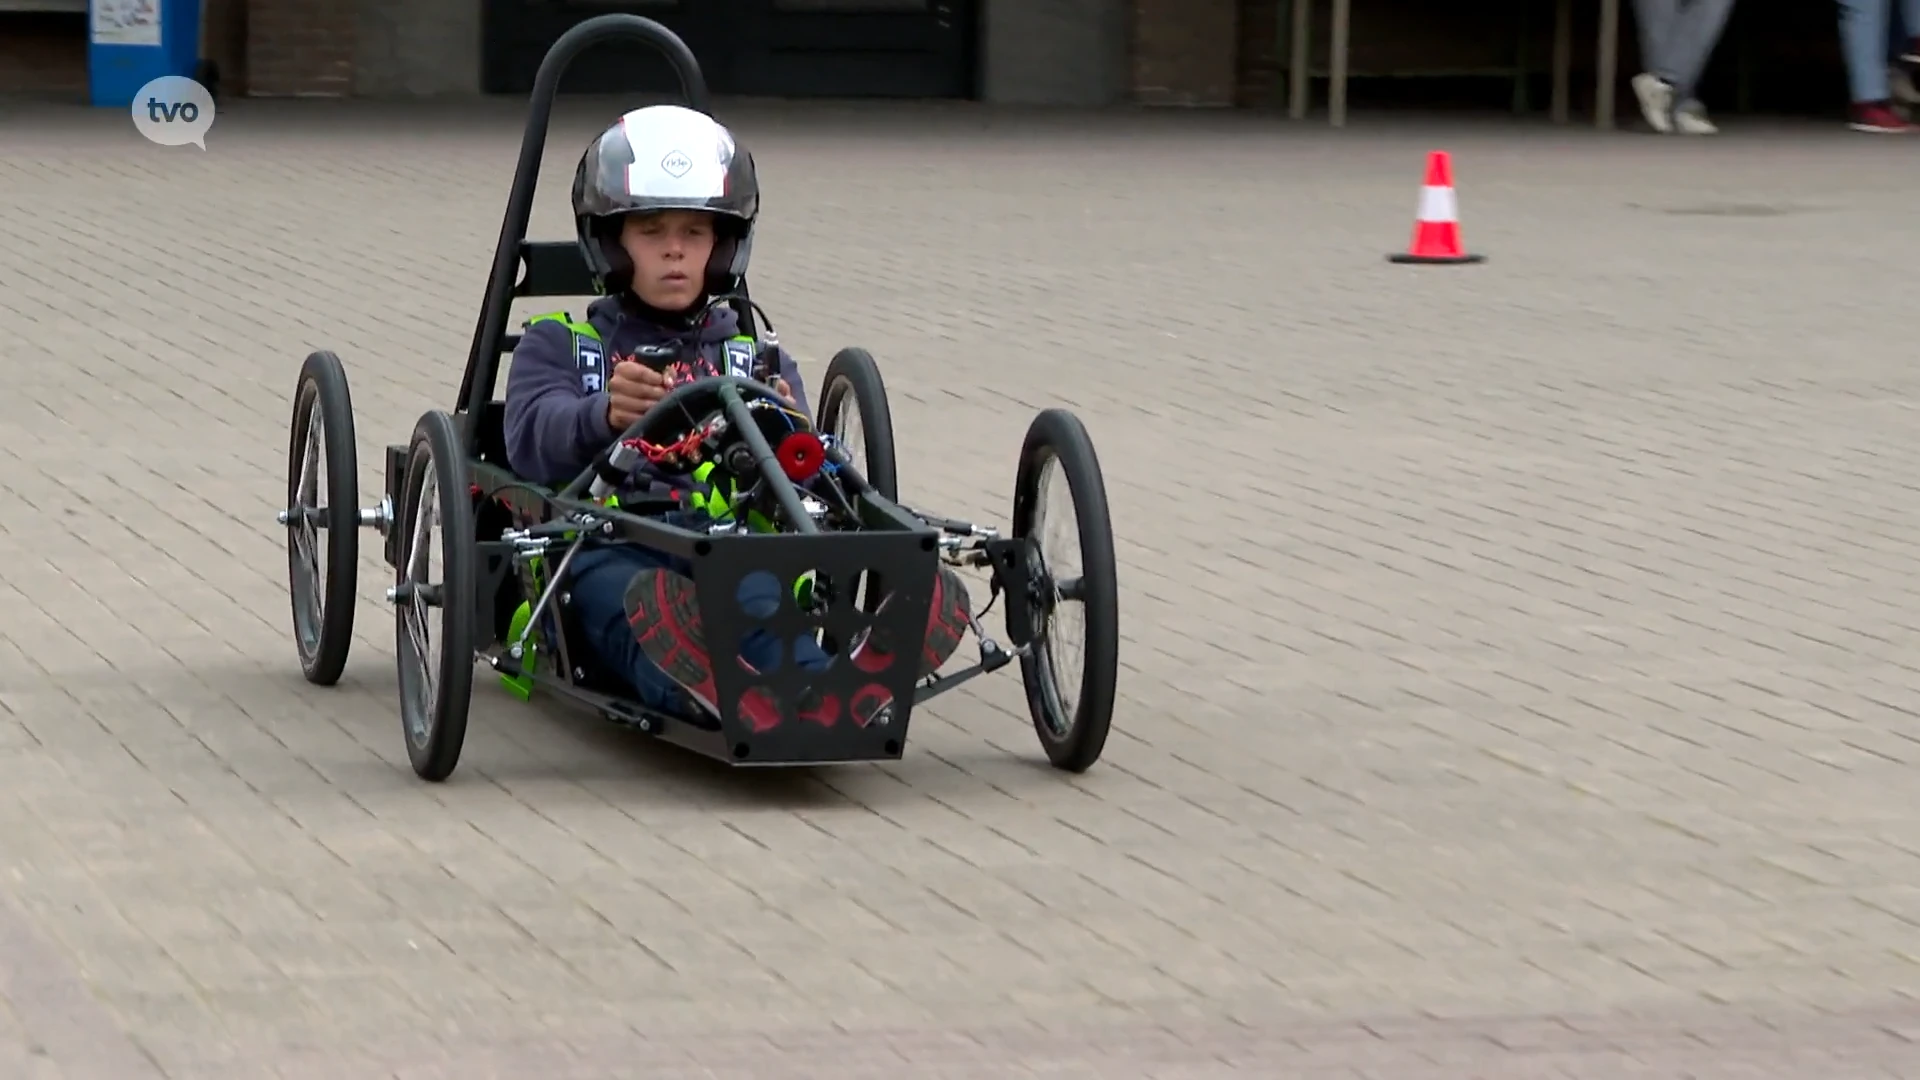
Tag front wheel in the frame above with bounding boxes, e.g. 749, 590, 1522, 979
817, 347, 900, 619
394, 410, 478, 783
286, 350, 360, 686
815, 347, 899, 502
1009, 409, 1119, 773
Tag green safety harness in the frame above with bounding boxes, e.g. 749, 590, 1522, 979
524, 310, 768, 527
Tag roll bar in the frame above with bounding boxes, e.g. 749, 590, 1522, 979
455, 15, 714, 450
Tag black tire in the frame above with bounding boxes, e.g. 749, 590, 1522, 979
286, 350, 360, 687
394, 410, 478, 783
815, 347, 899, 502
1009, 409, 1119, 773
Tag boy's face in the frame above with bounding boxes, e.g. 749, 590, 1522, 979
621, 210, 715, 311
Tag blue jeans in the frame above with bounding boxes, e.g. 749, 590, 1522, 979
1842, 0, 1920, 101
566, 537, 832, 713
1631, 0, 1737, 99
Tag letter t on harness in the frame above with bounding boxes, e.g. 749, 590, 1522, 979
525, 312, 607, 393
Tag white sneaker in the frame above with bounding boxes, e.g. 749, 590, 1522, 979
1673, 99, 1718, 135
1633, 73, 1675, 133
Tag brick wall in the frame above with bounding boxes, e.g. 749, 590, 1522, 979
1131, 0, 1238, 105
247, 0, 355, 96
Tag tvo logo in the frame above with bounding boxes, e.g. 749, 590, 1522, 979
131, 76, 216, 149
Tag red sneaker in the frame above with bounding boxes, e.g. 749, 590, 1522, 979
848, 565, 971, 680
1849, 101, 1913, 133
624, 569, 783, 732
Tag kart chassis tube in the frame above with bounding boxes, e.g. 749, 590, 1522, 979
456, 13, 715, 448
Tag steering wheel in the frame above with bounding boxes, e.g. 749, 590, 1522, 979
560, 375, 817, 499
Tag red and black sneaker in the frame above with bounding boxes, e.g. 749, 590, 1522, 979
623, 568, 783, 732
848, 565, 972, 680
1850, 101, 1914, 133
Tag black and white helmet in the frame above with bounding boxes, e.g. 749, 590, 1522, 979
571, 104, 760, 297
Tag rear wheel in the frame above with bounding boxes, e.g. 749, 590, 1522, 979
285, 350, 360, 686
1009, 409, 1119, 773
816, 347, 898, 501
394, 410, 478, 783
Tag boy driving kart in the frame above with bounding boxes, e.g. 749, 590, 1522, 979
502, 105, 970, 726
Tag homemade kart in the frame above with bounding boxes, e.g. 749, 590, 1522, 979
277, 14, 1119, 782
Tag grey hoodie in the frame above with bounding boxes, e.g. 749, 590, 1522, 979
502, 294, 808, 489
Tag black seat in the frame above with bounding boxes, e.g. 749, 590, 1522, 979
475, 401, 513, 469
517, 240, 599, 299
499, 242, 602, 357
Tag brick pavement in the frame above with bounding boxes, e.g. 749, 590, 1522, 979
3, 99, 1920, 1075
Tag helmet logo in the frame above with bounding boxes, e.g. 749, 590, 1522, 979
660, 150, 693, 178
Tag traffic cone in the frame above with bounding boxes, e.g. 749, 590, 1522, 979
1388, 150, 1484, 265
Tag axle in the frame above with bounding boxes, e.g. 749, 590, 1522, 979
275, 496, 393, 534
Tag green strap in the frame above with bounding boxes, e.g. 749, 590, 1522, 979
525, 311, 601, 341
525, 311, 606, 392
721, 334, 756, 378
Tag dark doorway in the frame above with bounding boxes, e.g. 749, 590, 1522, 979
482, 0, 977, 99
0, 5, 87, 101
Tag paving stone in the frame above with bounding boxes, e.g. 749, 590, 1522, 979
0, 100, 1917, 1073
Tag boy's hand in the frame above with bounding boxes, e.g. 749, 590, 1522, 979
771, 377, 797, 407
607, 360, 668, 430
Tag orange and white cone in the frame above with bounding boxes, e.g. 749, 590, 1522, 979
1388, 150, 1484, 265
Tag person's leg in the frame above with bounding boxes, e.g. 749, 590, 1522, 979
1839, 0, 1912, 130
1630, 0, 1680, 132
1841, 0, 1893, 101
1662, 0, 1737, 95
565, 545, 696, 712
619, 567, 793, 728
1631, 0, 1672, 74
623, 562, 974, 722
1895, 3, 1920, 107
1660, 0, 1739, 133
1889, 0, 1920, 62
732, 571, 833, 676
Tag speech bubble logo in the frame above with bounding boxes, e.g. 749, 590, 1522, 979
131, 76, 216, 149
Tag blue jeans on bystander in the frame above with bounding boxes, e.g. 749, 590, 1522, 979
1841, 0, 1920, 102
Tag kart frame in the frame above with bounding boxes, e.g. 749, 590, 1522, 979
280, 13, 1120, 782
443, 370, 1051, 768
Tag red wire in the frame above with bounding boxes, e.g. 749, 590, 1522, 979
621, 369, 791, 469
622, 420, 712, 465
